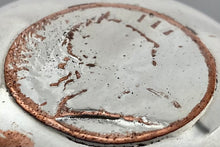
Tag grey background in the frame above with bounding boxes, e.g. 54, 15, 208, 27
0, 0, 219, 22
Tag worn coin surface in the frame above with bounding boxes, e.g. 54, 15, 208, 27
4, 3, 216, 145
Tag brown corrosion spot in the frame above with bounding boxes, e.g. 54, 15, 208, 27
40, 101, 47, 106
86, 19, 93, 26
126, 24, 160, 48
35, 34, 46, 41
137, 14, 146, 22
50, 72, 72, 87
179, 46, 183, 48
63, 57, 70, 61
147, 88, 169, 99
75, 70, 81, 79
65, 20, 69, 24
151, 49, 157, 57
56, 89, 88, 117
108, 19, 121, 23
152, 60, 157, 66
58, 63, 67, 69
86, 63, 96, 67
123, 91, 130, 94
62, 39, 67, 46
67, 43, 82, 61
163, 30, 174, 35
0, 130, 34, 147
83, 55, 88, 58
97, 11, 110, 23
63, 79, 74, 91
172, 101, 181, 108
82, 35, 90, 39
151, 21, 161, 29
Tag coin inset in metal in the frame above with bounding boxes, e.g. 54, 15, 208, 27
4, 3, 216, 145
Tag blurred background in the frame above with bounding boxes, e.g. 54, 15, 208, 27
0, 0, 219, 22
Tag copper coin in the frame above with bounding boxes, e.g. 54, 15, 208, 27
4, 3, 216, 145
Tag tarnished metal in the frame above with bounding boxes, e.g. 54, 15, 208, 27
1, 0, 220, 146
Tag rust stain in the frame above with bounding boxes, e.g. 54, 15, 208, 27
107, 19, 121, 23
126, 24, 160, 48
86, 19, 92, 26
86, 63, 96, 67
83, 55, 88, 58
0, 130, 34, 147
35, 34, 46, 41
82, 35, 90, 39
137, 14, 146, 22
163, 30, 174, 35
123, 91, 130, 94
58, 63, 67, 69
75, 70, 81, 79
152, 60, 157, 66
63, 79, 74, 91
50, 72, 72, 87
172, 101, 181, 108
151, 49, 157, 57
63, 57, 70, 61
67, 43, 82, 61
40, 101, 47, 106
146, 88, 169, 99
151, 21, 161, 29
97, 11, 110, 23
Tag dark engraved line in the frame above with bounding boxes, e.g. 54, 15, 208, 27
163, 30, 174, 35
50, 72, 72, 87
97, 11, 110, 23
151, 21, 161, 29
137, 14, 146, 22
126, 24, 160, 48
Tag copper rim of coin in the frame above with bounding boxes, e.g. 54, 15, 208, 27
4, 3, 216, 145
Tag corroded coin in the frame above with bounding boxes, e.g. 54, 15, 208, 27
4, 3, 216, 145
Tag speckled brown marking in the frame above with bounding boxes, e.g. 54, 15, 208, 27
82, 35, 90, 39
50, 72, 72, 87
4, 3, 216, 145
151, 49, 157, 57
151, 21, 161, 29
152, 60, 157, 66
56, 89, 88, 117
97, 11, 110, 23
137, 14, 146, 22
58, 63, 67, 69
63, 79, 74, 91
63, 57, 70, 61
40, 102, 47, 106
172, 101, 181, 108
0, 130, 34, 147
35, 34, 46, 41
123, 91, 130, 94
75, 70, 81, 79
86, 19, 93, 26
126, 24, 160, 48
86, 63, 96, 67
107, 19, 121, 23
83, 55, 88, 58
163, 30, 174, 35
147, 88, 169, 99
67, 43, 82, 61
65, 20, 69, 24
